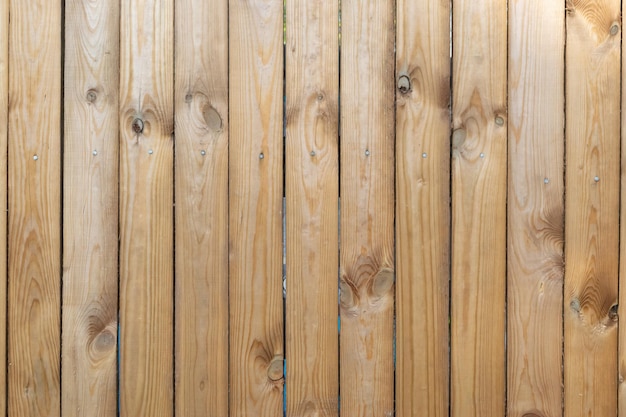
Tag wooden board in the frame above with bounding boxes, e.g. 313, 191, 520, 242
507, 2, 565, 417
0, 1, 7, 415
228, 0, 284, 415
450, 0, 507, 416
285, 0, 339, 415
620, 0, 626, 412
118, 0, 174, 416
62, 0, 120, 416
395, 0, 450, 415
7, 0, 62, 416
564, 1, 621, 416
339, 0, 395, 415
174, 0, 229, 414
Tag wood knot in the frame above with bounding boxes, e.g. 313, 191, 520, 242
371, 268, 394, 298
86, 89, 97, 103
609, 304, 619, 322
202, 105, 223, 132
132, 118, 144, 134
267, 356, 284, 381
397, 75, 411, 94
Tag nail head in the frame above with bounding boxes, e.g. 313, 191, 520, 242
148, 149, 153, 155
480, 153, 485, 158
544, 178, 549, 184
259, 153, 265, 159
200, 150, 206, 156
594, 176, 600, 182
33, 155, 38, 161
310, 150, 316, 156
422, 152, 427, 158
92, 150, 98, 156
365, 150, 370, 157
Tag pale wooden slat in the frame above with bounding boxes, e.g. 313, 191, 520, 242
565, 1, 621, 416
395, 0, 450, 415
507, 1, 565, 416
620, 0, 626, 413
118, 0, 174, 415
285, 0, 339, 414
450, 0, 507, 415
228, 0, 284, 415
7, 0, 62, 416
174, 0, 229, 414
0, 0, 7, 415
62, 0, 120, 416
339, 0, 395, 415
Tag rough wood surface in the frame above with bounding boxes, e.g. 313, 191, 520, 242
395, 0, 450, 415
62, 0, 120, 416
0, 2, 7, 415
228, 0, 285, 415
339, 0, 395, 416
7, 0, 62, 415
118, 0, 174, 416
620, 0, 626, 412
174, 0, 229, 414
507, 2, 565, 417
285, 0, 339, 415
565, 1, 621, 416
450, 0, 507, 416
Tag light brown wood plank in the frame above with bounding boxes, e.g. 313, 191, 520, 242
564, 1, 620, 416
285, 0, 339, 414
395, 0, 450, 415
228, 0, 284, 415
450, 0, 507, 416
0, 1, 7, 415
118, 0, 174, 416
62, 1, 120, 416
620, 0, 626, 413
507, 1, 565, 416
7, 0, 62, 416
174, 0, 229, 414
339, 0, 395, 415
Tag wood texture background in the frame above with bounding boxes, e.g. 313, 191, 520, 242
507, 1, 565, 416
174, 0, 229, 415
228, 0, 285, 415
285, 0, 339, 415
118, 0, 174, 416
62, 0, 120, 416
395, 0, 450, 415
1, 2, 626, 416
8, 0, 62, 415
450, 0, 507, 415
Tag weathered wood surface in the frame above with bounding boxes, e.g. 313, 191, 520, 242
395, 0, 450, 415
565, 1, 621, 416
7, 0, 62, 416
118, 0, 174, 416
507, 1, 565, 416
174, 0, 229, 415
229, 0, 285, 415
339, 0, 395, 415
450, 0, 507, 416
285, 0, 339, 415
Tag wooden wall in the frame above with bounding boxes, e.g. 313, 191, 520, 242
1, 0, 625, 416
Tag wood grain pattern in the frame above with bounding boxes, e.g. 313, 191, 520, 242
507, 1, 565, 416
0, 1, 7, 415
564, 1, 620, 416
228, 0, 284, 415
339, 0, 395, 415
450, 0, 507, 416
174, 0, 229, 414
285, 0, 339, 415
62, 0, 120, 416
7, 0, 62, 416
620, 0, 626, 413
395, 0, 450, 415
118, 0, 174, 416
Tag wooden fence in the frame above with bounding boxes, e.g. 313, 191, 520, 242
0, 0, 624, 416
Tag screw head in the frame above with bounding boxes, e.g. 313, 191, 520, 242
480, 153, 485, 158
33, 155, 39, 161
310, 150, 316, 156
544, 178, 549, 184
259, 153, 265, 159
422, 152, 427, 158
365, 150, 370, 157
200, 150, 206, 156
148, 149, 153, 155
594, 176, 600, 182
92, 150, 98, 156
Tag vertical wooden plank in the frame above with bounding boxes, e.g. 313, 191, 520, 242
620, 1, 626, 414
174, 0, 229, 414
507, 1, 565, 417
565, 1, 620, 416
339, 0, 395, 415
450, 0, 507, 416
62, 0, 120, 416
507, 3, 566, 417
395, 0, 450, 415
118, 0, 174, 416
285, 0, 339, 414
7, 0, 62, 416
0, 0, 7, 415
228, 0, 284, 415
